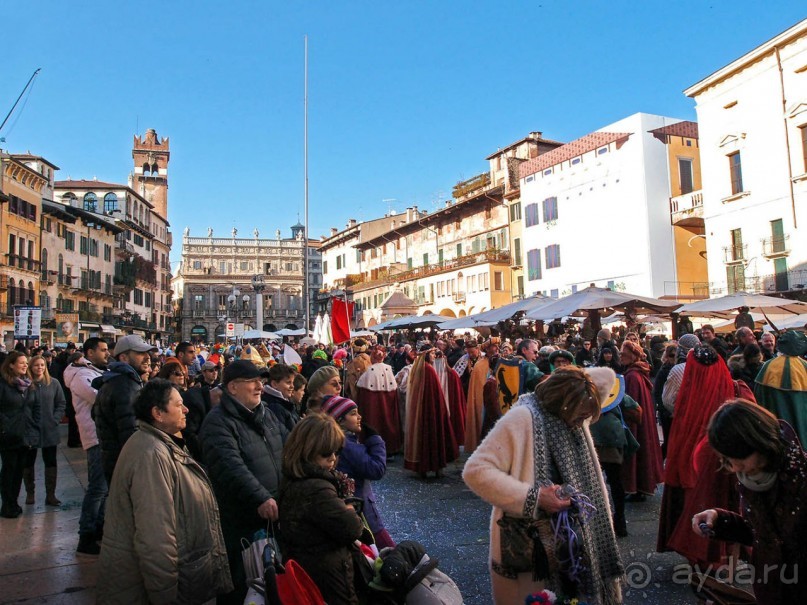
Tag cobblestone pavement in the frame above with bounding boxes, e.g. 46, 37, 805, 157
1, 429, 698, 604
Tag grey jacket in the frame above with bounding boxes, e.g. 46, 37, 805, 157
96, 421, 232, 604
33, 379, 66, 448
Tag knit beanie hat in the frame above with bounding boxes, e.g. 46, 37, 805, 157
677, 333, 700, 359
312, 349, 328, 361
321, 395, 358, 422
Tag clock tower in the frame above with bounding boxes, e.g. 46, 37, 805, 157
131, 128, 170, 220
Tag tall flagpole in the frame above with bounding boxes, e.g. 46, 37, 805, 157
303, 36, 310, 337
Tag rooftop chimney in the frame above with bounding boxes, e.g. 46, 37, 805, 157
347, 219, 357, 228
330, 227, 338, 236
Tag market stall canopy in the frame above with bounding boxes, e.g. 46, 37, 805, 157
350, 329, 375, 337
371, 314, 446, 331
241, 329, 279, 340
275, 328, 312, 337
763, 314, 807, 332
526, 286, 679, 321
440, 294, 555, 330
675, 292, 807, 316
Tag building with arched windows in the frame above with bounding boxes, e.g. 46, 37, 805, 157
172, 225, 322, 343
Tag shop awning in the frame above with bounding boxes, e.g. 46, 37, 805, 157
101, 324, 116, 333
80, 323, 100, 329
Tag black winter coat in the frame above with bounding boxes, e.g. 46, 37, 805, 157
199, 391, 287, 533
182, 384, 213, 461
278, 465, 365, 605
92, 362, 143, 481
0, 380, 40, 449
261, 390, 299, 434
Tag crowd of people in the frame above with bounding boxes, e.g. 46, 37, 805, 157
0, 317, 805, 604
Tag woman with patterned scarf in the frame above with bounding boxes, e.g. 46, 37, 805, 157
619, 341, 664, 502
463, 367, 624, 604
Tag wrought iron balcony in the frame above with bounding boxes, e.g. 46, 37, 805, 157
722, 244, 747, 264
761, 234, 790, 258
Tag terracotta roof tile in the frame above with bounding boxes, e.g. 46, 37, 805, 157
519, 132, 632, 179
648, 120, 699, 140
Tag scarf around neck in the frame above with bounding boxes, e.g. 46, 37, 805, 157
523, 394, 624, 605
14, 376, 32, 393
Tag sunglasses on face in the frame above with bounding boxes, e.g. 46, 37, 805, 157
320, 448, 343, 458
172, 371, 185, 377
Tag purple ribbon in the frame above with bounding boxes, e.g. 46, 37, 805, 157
550, 491, 596, 583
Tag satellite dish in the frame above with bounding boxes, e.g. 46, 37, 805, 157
390, 209, 397, 216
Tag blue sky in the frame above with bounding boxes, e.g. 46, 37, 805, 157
2, 2, 805, 263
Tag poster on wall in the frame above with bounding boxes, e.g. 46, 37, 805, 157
55, 313, 80, 343
14, 306, 42, 340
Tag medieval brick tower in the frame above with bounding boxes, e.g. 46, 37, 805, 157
131, 128, 170, 220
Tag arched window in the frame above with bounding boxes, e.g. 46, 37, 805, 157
57, 293, 63, 311
104, 193, 118, 213
132, 203, 138, 220
58, 254, 64, 284
142, 162, 151, 175
8, 278, 15, 307
41, 248, 48, 280
83, 192, 98, 212
139, 206, 144, 224
62, 192, 77, 207
27, 282, 34, 305
151, 163, 159, 175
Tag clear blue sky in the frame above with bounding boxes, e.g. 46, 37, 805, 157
2, 2, 804, 263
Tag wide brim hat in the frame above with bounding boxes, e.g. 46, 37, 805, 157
584, 367, 618, 410
600, 374, 626, 413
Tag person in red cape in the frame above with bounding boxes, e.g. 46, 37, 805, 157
432, 350, 466, 448
619, 340, 664, 501
404, 344, 458, 478
355, 345, 402, 454
657, 345, 749, 566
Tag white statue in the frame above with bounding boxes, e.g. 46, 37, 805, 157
254, 228, 260, 238
183, 226, 190, 237
232, 227, 238, 238
207, 227, 213, 238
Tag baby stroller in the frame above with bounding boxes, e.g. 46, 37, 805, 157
361, 540, 463, 605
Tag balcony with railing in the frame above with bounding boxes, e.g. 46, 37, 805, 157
670, 190, 704, 226
723, 244, 747, 264
761, 234, 790, 258
350, 249, 511, 292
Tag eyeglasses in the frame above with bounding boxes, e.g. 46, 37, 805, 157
319, 448, 343, 458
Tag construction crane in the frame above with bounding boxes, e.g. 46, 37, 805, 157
0, 68, 41, 143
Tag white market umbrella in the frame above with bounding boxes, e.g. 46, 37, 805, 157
675, 292, 807, 316
440, 294, 555, 330
350, 329, 374, 337
242, 329, 279, 340
275, 328, 312, 337
527, 286, 679, 321
763, 314, 807, 332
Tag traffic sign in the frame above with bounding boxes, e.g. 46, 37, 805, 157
226, 322, 235, 337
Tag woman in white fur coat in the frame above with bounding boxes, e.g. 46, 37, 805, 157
463, 367, 624, 605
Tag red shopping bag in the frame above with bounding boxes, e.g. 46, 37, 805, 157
276, 560, 326, 605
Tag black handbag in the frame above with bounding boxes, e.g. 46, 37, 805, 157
496, 514, 556, 581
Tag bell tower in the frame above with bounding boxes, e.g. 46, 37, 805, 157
132, 128, 170, 220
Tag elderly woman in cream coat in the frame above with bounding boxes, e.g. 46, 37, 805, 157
96, 379, 232, 604
463, 367, 624, 605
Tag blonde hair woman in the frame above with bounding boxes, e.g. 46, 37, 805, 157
23, 355, 66, 506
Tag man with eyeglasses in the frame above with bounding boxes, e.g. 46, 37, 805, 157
199, 360, 288, 605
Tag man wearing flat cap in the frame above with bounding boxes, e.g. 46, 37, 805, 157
92, 335, 158, 483
199, 360, 288, 604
